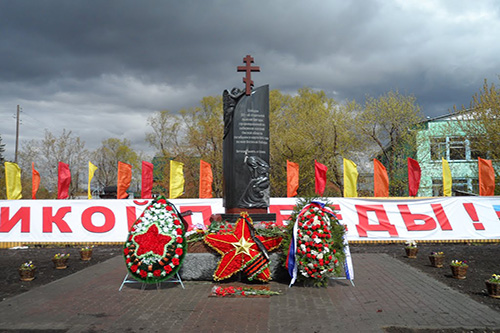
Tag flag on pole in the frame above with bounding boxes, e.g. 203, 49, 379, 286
117, 161, 132, 199
57, 162, 71, 199
141, 161, 154, 199
478, 157, 495, 196
442, 158, 452, 197
199, 159, 213, 198
5, 162, 22, 200
314, 160, 327, 196
373, 159, 389, 197
407, 158, 421, 197
343, 158, 358, 198
32, 162, 40, 200
287, 160, 299, 197
88, 161, 98, 199
170, 160, 184, 199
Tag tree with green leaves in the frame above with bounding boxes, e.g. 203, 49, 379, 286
453, 79, 500, 161
91, 138, 141, 192
269, 88, 363, 197
355, 90, 423, 196
180, 96, 224, 197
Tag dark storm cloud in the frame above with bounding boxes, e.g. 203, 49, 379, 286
1, 0, 500, 160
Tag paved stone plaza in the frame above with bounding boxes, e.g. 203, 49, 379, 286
1, 253, 499, 332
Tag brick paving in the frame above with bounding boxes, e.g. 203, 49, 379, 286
0, 253, 499, 332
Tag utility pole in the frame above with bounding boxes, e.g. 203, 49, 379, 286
14, 105, 20, 163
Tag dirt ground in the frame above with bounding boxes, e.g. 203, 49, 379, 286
1, 242, 499, 316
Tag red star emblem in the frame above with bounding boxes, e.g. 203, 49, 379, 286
133, 224, 172, 256
204, 213, 282, 281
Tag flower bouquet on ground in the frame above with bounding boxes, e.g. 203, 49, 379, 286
52, 253, 70, 269
429, 251, 445, 268
79, 245, 94, 261
404, 240, 418, 258
282, 197, 347, 288
19, 261, 36, 281
450, 260, 468, 279
210, 285, 281, 298
485, 274, 500, 298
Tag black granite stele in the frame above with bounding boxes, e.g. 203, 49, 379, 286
223, 84, 271, 210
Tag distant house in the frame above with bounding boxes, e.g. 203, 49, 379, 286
415, 112, 488, 196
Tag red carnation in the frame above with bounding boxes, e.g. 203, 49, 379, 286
164, 265, 172, 273
166, 206, 173, 211
176, 228, 183, 235
140, 270, 148, 278
333, 249, 336, 254
176, 237, 183, 244
175, 248, 183, 256
157, 199, 167, 204
307, 253, 311, 258
124, 248, 129, 255
174, 219, 181, 225
328, 255, 333, 260
131, 265, 138, 272
153, 270, 162, 277
126, 258, 131, 264
172, 258, 180, 265
334, 259, 338, 264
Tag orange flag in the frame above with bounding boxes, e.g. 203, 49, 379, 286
57, 162, 71, 199
141, 161, 154, 199
287, 160, 299, 197
32, 162, 40, 199
373, 159, 389, 197
478, 157, 495, 196
117, 161, 132, 199
199, 159, 213, 198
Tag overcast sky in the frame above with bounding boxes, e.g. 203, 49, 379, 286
1, 0, 499, 161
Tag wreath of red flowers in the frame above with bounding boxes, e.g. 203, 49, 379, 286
123, 196, 186, 283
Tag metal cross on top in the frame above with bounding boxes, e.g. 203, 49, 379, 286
237, 55, 260, 95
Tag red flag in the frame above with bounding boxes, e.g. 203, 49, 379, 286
57, 162, 71, 199
478, 157, 495, 196
373, 159, 389, 197
315, 160, 328, 196
199, 159, 213, 198
141, 161, 154, 199
117, 161, 132, 199
32, 162, 40, 200
287, 160, 299, 197
407, 158, 421, 197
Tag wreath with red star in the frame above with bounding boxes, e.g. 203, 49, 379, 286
123, 196, 186, 283
204, 212, 282, 282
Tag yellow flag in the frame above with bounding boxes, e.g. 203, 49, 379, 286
88, 161, 98, 199
5, 162, 22, 200
169, 160, 184, 199
343, 158, 358, 198
442, 158, 452, 197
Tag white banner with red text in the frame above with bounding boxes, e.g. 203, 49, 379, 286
1, 197, 500, 243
